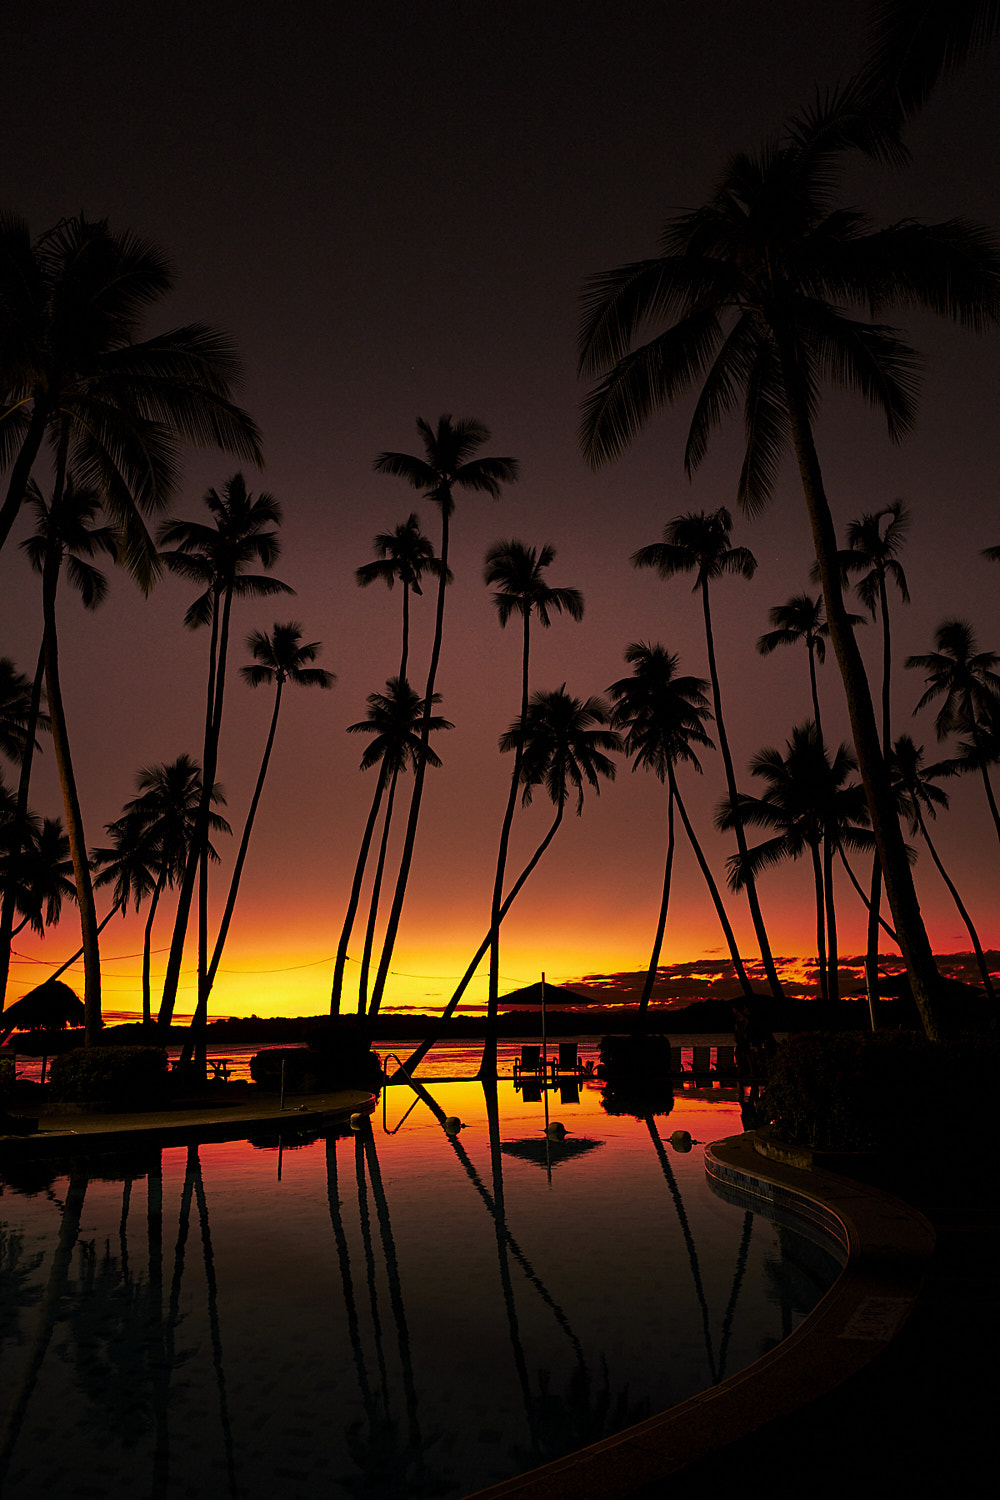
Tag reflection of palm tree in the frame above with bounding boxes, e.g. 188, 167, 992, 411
723, 724, 871, 1004
331, 680, 452, 1016
355, 513, 448, 682
643, 1116, 717, 1384
190, 1149, 238, 1499
634, 510, 781, 999
368, 416, 518, 1017
157, 475, 292, 1036
907, 619, 1000, 848
578, 95, 999, 1040
891, 734, 996, 1000
401, 689, 618, 1075
206, 622, 334, 997
609, 642, 758, 1011
482, 540, 584, 1078
841, 500, 911, 1022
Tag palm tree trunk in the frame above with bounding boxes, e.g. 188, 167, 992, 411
701, 581, 783, 999
143, 877, 166, 1027
358, 766, 400, 1015
777, 333, 945, 1041
481, 613, 530, 1080
667, 765, 756, 1003
0, 643, 45, 1010
810, 839, 829, 1004
824, 833, 839, 1005
159, 599, 221, 1027
838, 846, 899, 945
976, 755, 1000, 847
398, 799, 566, 1077
191, 588, 234, 1067
205, 679, 283, 992
808, 639, 823, 742
369, 503, 452, 1020
41, 441, 102, 1044
33, 903, 122, 988
637, 783, 675, 1024
916, 810, 997, 1000
865, 574, 893, 1029
331, 761, 389, 1014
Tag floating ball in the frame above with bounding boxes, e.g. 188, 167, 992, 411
545, 1121, 567, 1140
669, 1129, 692, 1152
443, 1116, 464, 1135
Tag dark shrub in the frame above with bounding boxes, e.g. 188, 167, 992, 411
598, 1034, 676, 1118
48, 1046, 169, 1108
250, 1023, 382, 1094
764, 1030, 998, 1150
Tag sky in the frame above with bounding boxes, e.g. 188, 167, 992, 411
3, 1, 999, 1021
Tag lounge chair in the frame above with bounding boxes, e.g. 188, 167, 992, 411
513, 1045, 542, 1081
557, 1041, 584, 1077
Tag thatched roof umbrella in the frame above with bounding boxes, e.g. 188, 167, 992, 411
0, 980, 85, 1046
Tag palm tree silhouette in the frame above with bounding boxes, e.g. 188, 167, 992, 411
634, 509, 781, 1000
607, 642, 715, 1023
331, 679, 452, 1017
577, 94, 1000, 1039
757, 594, 847, 742
17, 475, 117, 1040
204, 623, 334, 1000
608, 642, 759, 1013
0, 214, 262, 567
0, 656, 50, 1009
157, 475, 293, 1036
355, 514, 448, 682
94, 756, 230, 1025
841, 501, 911, 1021
400, 688, 618, 1077
890, 734, 996, 1001
722, 723, 872, 1004
906, 619, 1000, 848
0, 812, 75, 939
481, 539, 584, 1078
367, 416, 517, 1019
860, 0, 1000, 121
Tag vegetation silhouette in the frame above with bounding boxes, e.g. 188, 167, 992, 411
578, 87, 1000, 1039
481, 539, 584, 1080
156, 475, 292, 1062
634, 508, 781, 1000
366, 416, 518, 1021
355, 512, 448, 684
0, 653, 50, 1010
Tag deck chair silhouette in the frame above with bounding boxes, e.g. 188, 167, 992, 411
557, 1041, 583, 1077
513, 1045, 541, 1080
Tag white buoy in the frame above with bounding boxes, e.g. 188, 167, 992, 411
443, 1116, 464, 1135
545, 1121, 566, 1140
669, 1129, 692, 1152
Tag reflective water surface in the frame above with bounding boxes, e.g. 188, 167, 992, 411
0, 1068, 840, 1500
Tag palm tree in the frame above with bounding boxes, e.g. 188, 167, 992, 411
480, 540, 584, 1078
355, 514, 448, 681
0, 213, 262, 569
607, 643, 718, 1025
757, 594, 846, 740
16, 475, 118, 1042
204, 623, 334, 999
906, 619, 1000, 847
891, 734, 996, 1001
721, 723, 872, 1005
634, 509, 781, 1001
0, 809, 75, 939
0, 656, 50, 1008
366, 416, 517, 1018
92, 756, 229, 1026
398, 688, 619, 1077
860, 1, 1000, 121
840, 499, 911, 1023
157, 475, 293, 1033
331, 679, 452, 1015
577, 94, 1000, 1040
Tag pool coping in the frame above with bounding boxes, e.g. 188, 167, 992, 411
462, 1129, 935, 1500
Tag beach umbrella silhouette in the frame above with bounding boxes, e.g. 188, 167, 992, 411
500, 1137, 603, 1170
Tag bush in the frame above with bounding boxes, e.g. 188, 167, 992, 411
764, 1030, 998, 1150
597, 1034, 676, 1118
250, 1024, 383, 1094
48, 1046, 169, 1108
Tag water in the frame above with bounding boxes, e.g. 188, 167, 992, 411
0, 1061, 841, 1499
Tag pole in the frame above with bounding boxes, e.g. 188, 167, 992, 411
541, 971, 549, 1133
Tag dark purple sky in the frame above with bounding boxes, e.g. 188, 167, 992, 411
4, 1, 999, 1018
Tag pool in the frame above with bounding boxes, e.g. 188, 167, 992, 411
0, 1067, 841, 1499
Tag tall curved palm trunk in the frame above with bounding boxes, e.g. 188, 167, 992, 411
0, 646, 45, 1010
778, 350, 942, 1032
331, 763, 389, 1013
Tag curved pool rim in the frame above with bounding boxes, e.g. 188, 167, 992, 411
462, 1129, 935, 1500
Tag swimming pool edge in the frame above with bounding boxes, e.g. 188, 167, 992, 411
461, 1129, 935, 1500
